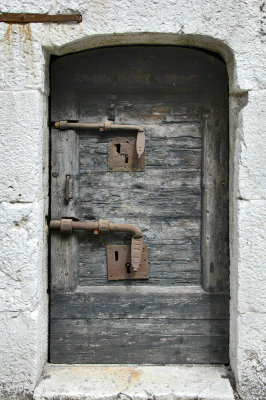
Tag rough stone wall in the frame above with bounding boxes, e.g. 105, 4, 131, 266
0, 1, 265, 399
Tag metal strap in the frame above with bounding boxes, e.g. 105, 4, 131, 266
98, 219, 110, 233
60, 219, 73, 233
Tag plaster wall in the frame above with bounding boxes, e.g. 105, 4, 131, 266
0, 1, 265, 399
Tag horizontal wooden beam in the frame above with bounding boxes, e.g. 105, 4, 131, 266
0, 13, 82, 23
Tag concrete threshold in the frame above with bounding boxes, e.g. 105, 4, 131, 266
34, 364, 234, 400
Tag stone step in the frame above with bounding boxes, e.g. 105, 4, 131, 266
34, 364, 234, 400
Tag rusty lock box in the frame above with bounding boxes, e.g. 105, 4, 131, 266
108, 137, 145, 172
107, 244, 149, 280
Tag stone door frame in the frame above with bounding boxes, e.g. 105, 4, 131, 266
1, 29, 264, 400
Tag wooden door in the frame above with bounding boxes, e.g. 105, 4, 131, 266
50, 46, 229, 364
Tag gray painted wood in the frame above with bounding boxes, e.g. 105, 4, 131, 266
50, 129, 80, 291
50, 288, 229, 319
50, 46, 229, 364
50, 319, 229, 364
201, 64, 229, 291
75, 100, 202, 286
77, 233, 200, 286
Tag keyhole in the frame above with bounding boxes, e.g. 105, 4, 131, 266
115, 251, 119, 261
125, 154, 128, 163
125, 262, 131, 274
116, 144, 121, 153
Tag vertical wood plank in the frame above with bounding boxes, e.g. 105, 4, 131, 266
201, 57, 229, 292
50, 129, 80, 291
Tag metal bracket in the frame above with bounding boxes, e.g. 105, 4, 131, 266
107, 244, 149, 280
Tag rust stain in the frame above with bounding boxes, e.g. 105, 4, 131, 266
99, 366, 142, 383
2, 23, 36, 76
154, 106, 171, 113
140, 113, 162, 120
52, 365, 143, 386
3, 23, 33, 49
127, 369, 141, 383
3, 24, 12, 43
19, 24, 33, 42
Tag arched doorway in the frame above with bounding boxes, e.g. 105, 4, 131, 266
49, 46, 229, 364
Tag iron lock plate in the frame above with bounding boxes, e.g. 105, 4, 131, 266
108, 137, 145, 172
107, 244, 149, 280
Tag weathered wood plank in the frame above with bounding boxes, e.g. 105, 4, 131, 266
79, 194, 201, 219
78, 273, 201, 286
51, 129, 80, 219
79, 140, 202, 171
50, 346, 229, 364
77, 239, 200, 285
50, 129, 80, 291
51, 318, 228, 336
201, 62, 229, 292
79, 171, 201, 218
79, 93, 202, 125
50, 289, 229, 319
78, 268, 200, 286
80, 170, 201, 193
50, 319, 229, 364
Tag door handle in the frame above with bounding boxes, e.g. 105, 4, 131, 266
50, 219, 144, 272
54, 120, 145, 158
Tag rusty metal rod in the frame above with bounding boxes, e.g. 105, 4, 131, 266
109, 223, 143, 238
50, 219, 143, 238
50, 220, 97, 231
54, 120, 144, 133
0, 13, 82, 23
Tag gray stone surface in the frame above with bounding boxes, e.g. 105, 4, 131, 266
34, 364, 234, 400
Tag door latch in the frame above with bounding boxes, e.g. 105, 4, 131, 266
54, 120, 145, 159
50, 218, 146, 272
